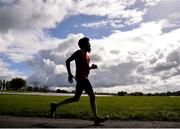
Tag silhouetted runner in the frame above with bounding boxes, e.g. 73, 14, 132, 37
50, 37, 108, 125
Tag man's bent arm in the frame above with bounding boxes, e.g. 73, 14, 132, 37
66, 58, 72, 75
66, 58, 74, 83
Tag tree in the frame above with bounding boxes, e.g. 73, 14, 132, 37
56, 89, 69, 93
130, 92, 143, 96
5, 81, 11, 90
10, 78, 26, 90
2, 80, 6, 90
118, 91, 127, 96
0, 79, 2, 90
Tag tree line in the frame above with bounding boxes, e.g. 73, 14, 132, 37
117, 91, 180, 96
0, 78, 26, 90
0, 78, 49, 92
1, 78, 180, 96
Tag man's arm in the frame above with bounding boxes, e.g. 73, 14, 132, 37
89, 64, 98, 70
66, 56, 75, 83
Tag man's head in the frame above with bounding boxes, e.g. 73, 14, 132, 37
78, 37, 91, 52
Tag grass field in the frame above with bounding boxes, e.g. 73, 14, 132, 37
0, 94, 180, 121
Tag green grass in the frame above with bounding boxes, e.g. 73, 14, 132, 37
0, 94, 180, 121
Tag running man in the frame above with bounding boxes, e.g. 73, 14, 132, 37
50, 37, 108, 125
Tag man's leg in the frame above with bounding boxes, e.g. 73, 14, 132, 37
85, 79, 109, 125
50, 83, 83, 117
87, 91, 98, 118
50, 95, 81, 117
83, 79, 98, 118
57, 94, 80, 106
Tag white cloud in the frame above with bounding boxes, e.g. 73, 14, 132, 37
74, 0, 146, 26
0, 0, 73, 32
160, 13, 180, 31
81, 19, 125, 29
27, 33, 83, 87
123, 9, 145, 25
88, 21, 180, 92
143, 0, 180, 28
0, 29, 61, 62
55, 64, 67, 74
0, 60, 24, 80
81, 20, 109, 28
0, 0, 74, 62
73, 0, 135, 18
0, 0, 147, 32
142, 0, 162, 7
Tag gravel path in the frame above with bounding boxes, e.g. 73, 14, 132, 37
0, 115, 180, 128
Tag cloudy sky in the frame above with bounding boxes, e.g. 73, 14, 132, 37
1, 0, 180, 93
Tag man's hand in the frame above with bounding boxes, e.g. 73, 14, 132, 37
68, 74, 75, 83
90, 64, 98, 69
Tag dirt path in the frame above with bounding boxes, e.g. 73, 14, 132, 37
0, 115, 180, 128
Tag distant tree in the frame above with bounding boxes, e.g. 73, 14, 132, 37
26, 86, 33, 91
166, 91, 172, 96
0, 79, 2, 90
130, 92, 143, 96
2, 80, 6, 90
146, 93, 152, 96
118, 91, 127, 96
174, 91, 180, 96
56, 89, 69, 93
40, 86, 49, 92
10, 78, 26, 90
71, 90, 76, 93
5, 81, 11, 90
33, 81, 40, 87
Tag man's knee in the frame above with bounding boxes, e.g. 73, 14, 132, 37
72, 96, 80, 102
